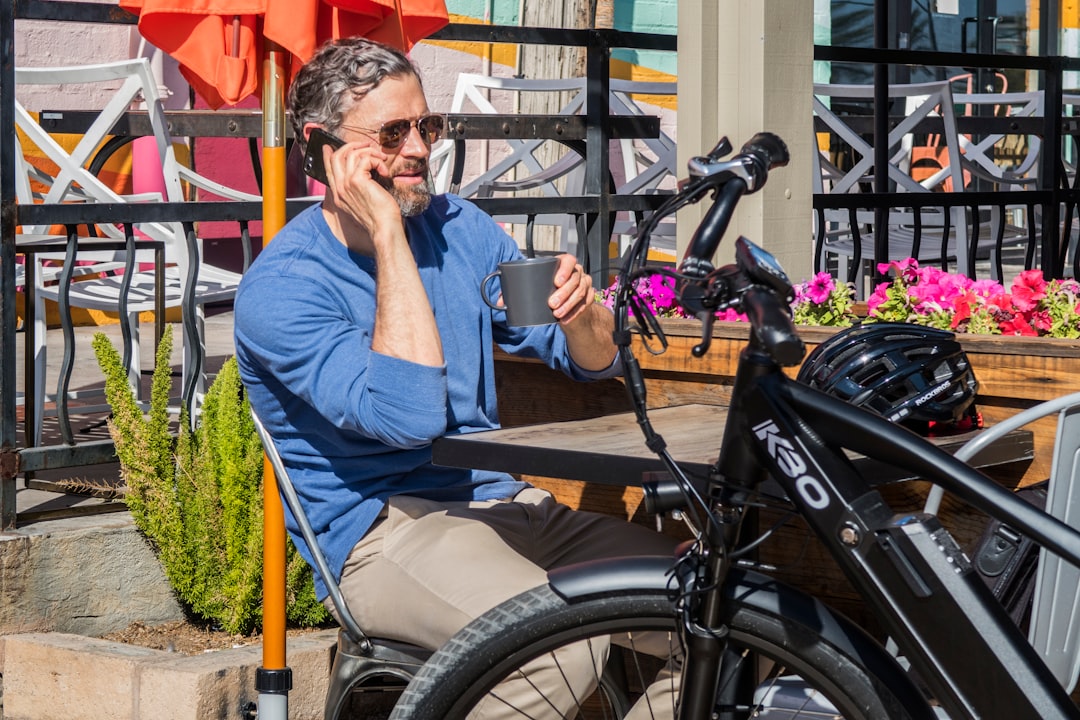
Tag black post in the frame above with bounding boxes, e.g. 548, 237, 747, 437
584, 30, 612, 287
872, 0, 889, 286
1, 0, 18, 530
1043, 58, 1064, 277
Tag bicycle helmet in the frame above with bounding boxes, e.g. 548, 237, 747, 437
796, 322, 979, 433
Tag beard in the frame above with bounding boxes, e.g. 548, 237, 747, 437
378, 162, 433, 217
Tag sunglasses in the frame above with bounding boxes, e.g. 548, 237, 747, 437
338, 113, 447, 150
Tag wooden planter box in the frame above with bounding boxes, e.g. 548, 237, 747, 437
494, 320, 1080, 631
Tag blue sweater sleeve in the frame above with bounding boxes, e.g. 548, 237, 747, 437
234, 230, 449, 449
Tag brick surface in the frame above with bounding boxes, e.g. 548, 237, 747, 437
3, 633, 160, 720
2, 630, 338, 720
137, 631, 335, 720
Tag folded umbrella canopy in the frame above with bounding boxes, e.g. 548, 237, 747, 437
120, 0, 449, 108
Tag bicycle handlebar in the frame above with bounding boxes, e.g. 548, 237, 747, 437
679, 132, 790, 277
616, 132, 800, 367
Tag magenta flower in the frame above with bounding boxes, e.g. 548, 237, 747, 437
806, 271, 834, 304
878, 258, 918, 282
908, 281, 946, 310
648, 275, 677, 309
866, 282, 892, 313
715, 307, 748, 322
969, 279, 1005, 298
1032, 310, 1053, 333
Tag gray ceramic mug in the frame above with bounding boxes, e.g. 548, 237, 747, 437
480, 256, 559, 326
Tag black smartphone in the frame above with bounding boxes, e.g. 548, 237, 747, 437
303, 127, 346, 185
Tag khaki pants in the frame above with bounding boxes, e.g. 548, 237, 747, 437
331, 488, 681, 718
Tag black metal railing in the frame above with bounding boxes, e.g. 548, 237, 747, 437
812, 45, 1080, 286
0, 0, 677, 527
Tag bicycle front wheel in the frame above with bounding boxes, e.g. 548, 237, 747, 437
390, 582, 922, 720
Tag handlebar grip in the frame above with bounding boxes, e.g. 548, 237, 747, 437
743, 286, 805, 366
740, 132, 790, 172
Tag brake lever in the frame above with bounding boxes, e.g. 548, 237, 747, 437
692, 310, 715, 357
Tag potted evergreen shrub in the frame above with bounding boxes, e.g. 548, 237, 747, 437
93, 327, 328, 635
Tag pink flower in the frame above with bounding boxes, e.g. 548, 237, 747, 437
914, 265, 948, 287
908, 281, 945, 310
648, 275, 677, 310
878, 258, 918, 281
969, 279, 1005, 298
806, 272, 834, 304
1032, 310, 1053, 332
715, 307, 748, 322
937, 272, 972, 295
866, 282, 892, 313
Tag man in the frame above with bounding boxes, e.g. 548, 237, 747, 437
234, 38, 677, 715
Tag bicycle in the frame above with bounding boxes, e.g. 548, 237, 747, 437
389, 132, 1080, 719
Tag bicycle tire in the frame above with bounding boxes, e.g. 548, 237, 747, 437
390, 583, 921, 720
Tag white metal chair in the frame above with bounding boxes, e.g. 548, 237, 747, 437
923, 391, 1080, 693
250, 409, 430, 720
843, 393, 1080, 718
15, 58, 260, 441
431, 73, 587, 199
432, 73, 678, 259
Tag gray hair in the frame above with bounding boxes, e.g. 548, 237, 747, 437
288, 38, 422, 149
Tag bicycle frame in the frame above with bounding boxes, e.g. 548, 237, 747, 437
706, 329, 1080, 720
604, 132, 1080, 719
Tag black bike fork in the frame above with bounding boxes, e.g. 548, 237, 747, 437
677, 342, 779, 720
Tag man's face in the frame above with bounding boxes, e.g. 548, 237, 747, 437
337, 73, 435, 217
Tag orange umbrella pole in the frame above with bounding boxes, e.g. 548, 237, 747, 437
262, 41, 289, 243
258, 39, 291, 720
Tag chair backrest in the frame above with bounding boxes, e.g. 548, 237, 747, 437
951, 90, 1043, 183
607, 79, 678, 197
1029, 399, 1080, 692
15, 59, 261, 280
434, 74, 678, 197
431, 73, 588, 197
1061, 94, 1080, 178
813, 81, 965, 196
433, 73, 677, 258
14, 60, 179, 245
249, 408, 370, 647
925, 391, 1080, 691
250, 408, 432, 720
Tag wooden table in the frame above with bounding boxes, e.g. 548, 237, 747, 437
435, 402, 1036, 630
432, 403, 1035, 489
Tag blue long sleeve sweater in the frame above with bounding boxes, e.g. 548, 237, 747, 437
234, 195, 618, 599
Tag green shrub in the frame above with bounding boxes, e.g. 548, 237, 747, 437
92, 328, 329, 634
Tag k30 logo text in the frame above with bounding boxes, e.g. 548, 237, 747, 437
752, 420, 830, 510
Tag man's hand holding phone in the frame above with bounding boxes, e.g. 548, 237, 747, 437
303, 126, 403, 246
302, 128, 346, 186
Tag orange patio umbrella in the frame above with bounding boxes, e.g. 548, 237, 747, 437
118, 2, 448, 717
118, 0, 449, 109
